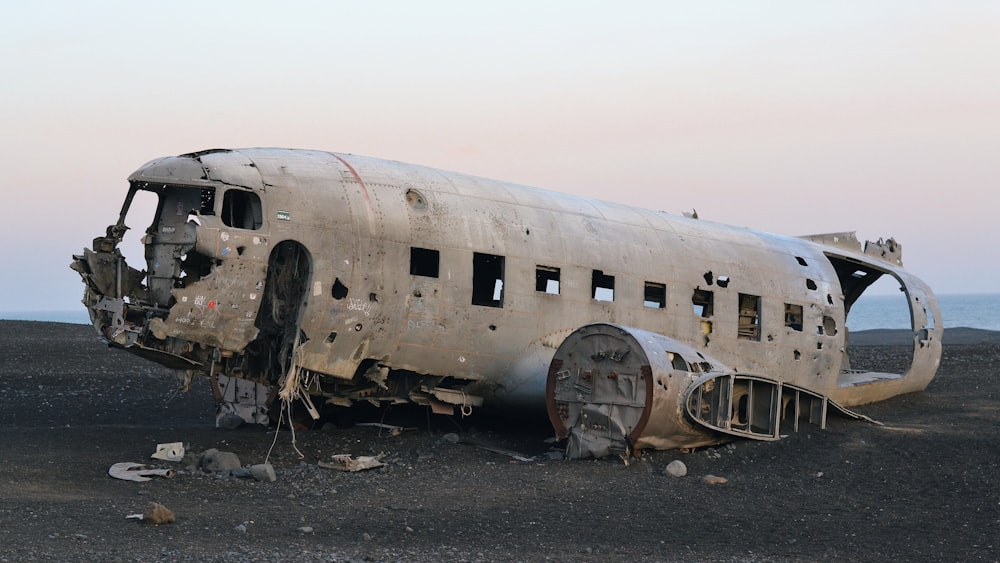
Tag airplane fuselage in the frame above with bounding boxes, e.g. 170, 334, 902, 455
72, 148, 942, 450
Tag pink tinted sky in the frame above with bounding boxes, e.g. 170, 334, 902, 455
1, 1, 998, 312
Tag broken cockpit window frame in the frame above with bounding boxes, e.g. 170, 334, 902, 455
221, 189, 263, 230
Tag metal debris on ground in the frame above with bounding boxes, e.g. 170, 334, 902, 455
444, 433, 535, 462
108, 462, 176, 482
150, 442, 185, 462
318, 454, 385, 472
356, 422, 414, 436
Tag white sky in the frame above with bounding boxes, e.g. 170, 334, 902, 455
1, 1, 998, 311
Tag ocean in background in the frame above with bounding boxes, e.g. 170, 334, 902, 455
2, 293, 997, 331
845, 293, 1000, 331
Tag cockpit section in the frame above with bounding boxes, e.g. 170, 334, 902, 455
71, 178, 272, 392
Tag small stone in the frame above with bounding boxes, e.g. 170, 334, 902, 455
202, 450, 241, 473
298, 526, 314, 533
143, 502, 175, 525
665, 460, 687, 477
405, 526, 414, 533
217, 413, 245, 430
235, 523, 247, 533
250, 463, 277, 482
442, 433, 460, 444
702, 474, 728, 485
363, 533, 372, 541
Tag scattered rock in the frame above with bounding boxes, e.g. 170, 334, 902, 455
540, 451, 564, 462
665, 460, 687, 477
202, 449, 241, 473
234, 523, 247, 533
143, 502, 175, 525
298, 526, 314, 534
702, 474, 728, 485
442, 433, 460, 444
250, 463, 277, 482
181, 451, 200, 467
217, 413, 245, 430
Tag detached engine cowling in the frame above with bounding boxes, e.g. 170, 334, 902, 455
546, 323, 730, 459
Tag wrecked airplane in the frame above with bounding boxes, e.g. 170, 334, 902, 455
71, 148, 942, 458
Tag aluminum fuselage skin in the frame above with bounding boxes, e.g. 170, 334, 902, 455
75, 148, 942, 417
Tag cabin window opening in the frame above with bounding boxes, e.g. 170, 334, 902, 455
806, 279, 818, 290
644, 282, 666, 308
717, 276, 730, 288
410, 247, 440, 278
784, 303, 803, 332
536, 265, 561, 294
472, 252, 504, 307
221, 190, 263, 230
823, 315, 838, 336
592, 270, 615, 302
738, 293, 761, 341
692, 289, 714, 318
796, 256, 808, 267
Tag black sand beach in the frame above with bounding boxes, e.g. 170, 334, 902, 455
1, 321, 998, 561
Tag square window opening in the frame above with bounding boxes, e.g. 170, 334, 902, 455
535, 265, 561, 294
472, 252, 505, 307
592, 270, 615, 302
410, 247, 440, 278
784, 303, 803, 332
738, 293, 761, 341
644, 281, 666, 308
692, 289, 714, 318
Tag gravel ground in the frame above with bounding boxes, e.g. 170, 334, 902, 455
1, 321, 998, 562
